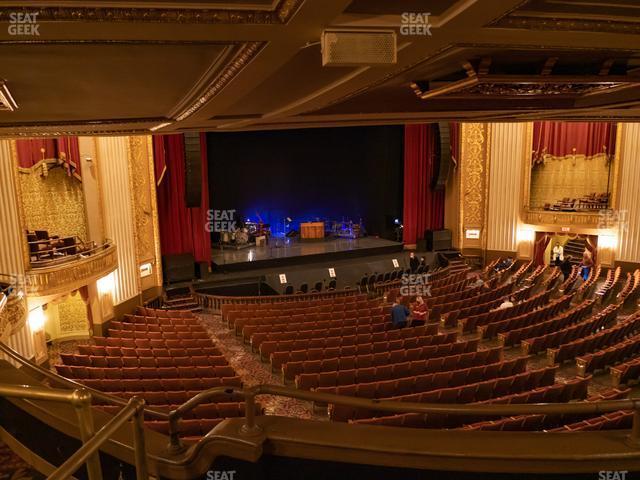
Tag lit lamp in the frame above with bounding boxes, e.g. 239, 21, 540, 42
28, 306, 45, 332
598, 234, 617, 266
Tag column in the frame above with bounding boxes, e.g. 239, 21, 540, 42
616, 123, 640, 267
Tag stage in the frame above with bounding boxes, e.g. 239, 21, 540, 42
211, 236, 404, 273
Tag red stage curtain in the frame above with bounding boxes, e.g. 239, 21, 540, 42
16, 137, 81, 180
402, 124, 444, 245
154, 133, 211, 263
15, 138, 57, 168
532, 121, 616, 164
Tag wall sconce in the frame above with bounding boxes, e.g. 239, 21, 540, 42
599, 234, 617, 250
97, 272, 116, 297
28, 305, 45, 332
517, 228, 535, 243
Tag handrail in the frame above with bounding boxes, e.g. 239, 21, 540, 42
29, 239, 113, 269
166, 383, 640, 454
0, 341, 169, 420
0, 383, 149, 480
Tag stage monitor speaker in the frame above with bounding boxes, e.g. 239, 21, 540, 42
163, 253, 195, 284
431, 122, 452, 191
184, 132, 202, 208
425, 229, 452, 252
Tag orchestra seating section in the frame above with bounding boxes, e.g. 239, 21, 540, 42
54, 307, 258, 442
50, 258, 640, 439
26, 229, 96, 266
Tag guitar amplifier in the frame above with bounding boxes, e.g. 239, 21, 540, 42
424, 229, 452, 251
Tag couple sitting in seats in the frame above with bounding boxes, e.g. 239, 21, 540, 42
390, 295, 428, 329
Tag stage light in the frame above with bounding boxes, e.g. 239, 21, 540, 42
394, 218, 400, 225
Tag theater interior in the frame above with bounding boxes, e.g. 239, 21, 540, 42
2, 1, 640, 479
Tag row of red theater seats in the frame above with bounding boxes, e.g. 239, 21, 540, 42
110, 322, 206, 334
548, 307, 638, 365
596, 267, 620, 297
136, 307, 195, 319
78, 345, 222, 357
223, 294, 368, 319
293, 347, 502, 389
549, 410, 633, 432
56, 364, 236, 379
351, 377, 591, 429
98, 401, 255, 419
611, 353, 640, 386
123, 314, 202, 326
459, 289, 550, 334
460, 388, 631, 431
250, 318, 398, 349
107, 329, 208, 340
433, 279, 511, 322
479, 293, 573, 340
577, 332, 640, 377
94, 337, 214, 348
259, 325, 441, 362
618, 270, 640, 301
270, 331, 459, 369
240, 309, 391, 338
499, 299, 595, 347
60, 353, 228, 368
522, 304, 618, 355
77, 376, 242, 395
232, 299, 381, 325
280, 338, 476, 381
314, 357, 528, 399
330, 366, 558, 422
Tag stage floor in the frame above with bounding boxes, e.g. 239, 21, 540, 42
211, 237, 403, 272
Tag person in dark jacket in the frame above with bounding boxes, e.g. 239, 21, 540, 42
560, 255, 573, 280
390, 296, 411, 328
409, 252, 419, 273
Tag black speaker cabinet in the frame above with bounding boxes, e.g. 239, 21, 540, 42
425, 229, 452, 251
431, 122, 452, 191
163, 253, 195, 284
184, 132, 202, 208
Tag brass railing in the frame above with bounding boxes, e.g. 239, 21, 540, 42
0, 341, 169, 420
165, 383, 640, 454
0, 383, 148, 480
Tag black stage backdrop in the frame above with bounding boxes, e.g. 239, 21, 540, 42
206, 126, 404, 240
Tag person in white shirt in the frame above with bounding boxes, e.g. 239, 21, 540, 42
498, 296, 515, 310
552, 242, 564, 266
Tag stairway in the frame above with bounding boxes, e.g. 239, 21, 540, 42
163, 286, 201, 312
563, 238, 586, 265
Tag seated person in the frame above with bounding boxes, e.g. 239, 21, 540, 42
494, 257, 514, 271
390, 296, 411, 328
497, 296, 515, 310
411, 296, 428, 325
469, 273, 485, 290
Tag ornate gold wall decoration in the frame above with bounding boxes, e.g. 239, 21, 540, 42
127, 136, 163, 289
56, 293, 89, 337
0, 295, 27, 337
0, 1, 303, 24
24, 243, 117, 297
18, 167, 89, 241
459, 123, 489, 250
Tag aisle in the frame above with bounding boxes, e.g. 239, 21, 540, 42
198, 312, 324, 420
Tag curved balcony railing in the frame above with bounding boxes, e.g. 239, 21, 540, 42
24, 240, 117, 297
3, 340, 640, 478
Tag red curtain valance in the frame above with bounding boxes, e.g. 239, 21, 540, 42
402, 124, 446, 245
532, 121, 616, 165
154, 133, 211, 263
16, 136, 82, 180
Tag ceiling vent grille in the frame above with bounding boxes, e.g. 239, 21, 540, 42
321, 29, 397, 67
